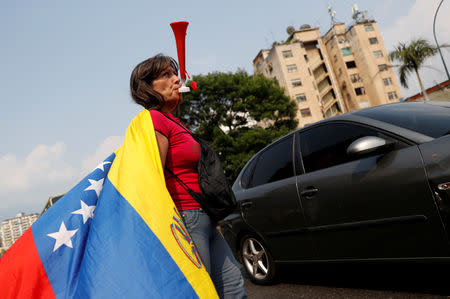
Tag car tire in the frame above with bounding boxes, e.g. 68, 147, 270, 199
240, 235, 276, 285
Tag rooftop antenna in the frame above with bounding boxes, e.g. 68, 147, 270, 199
270, 31, 276, 42
351, 4, 359, 20
352, 3, 369, 23
328, 5, 338, 26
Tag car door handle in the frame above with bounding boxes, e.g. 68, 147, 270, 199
241, 201, 253, 209
300, 187, 319, 198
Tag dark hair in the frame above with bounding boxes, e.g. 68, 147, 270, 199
130, 54, 179, 109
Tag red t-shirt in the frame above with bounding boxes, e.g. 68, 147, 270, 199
149, 110, 202, 211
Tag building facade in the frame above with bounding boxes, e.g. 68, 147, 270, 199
0, 212, 39, 249
253, 15, 402, 127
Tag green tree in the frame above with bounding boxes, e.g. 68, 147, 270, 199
177, 70, 298, 181
389, 38, 439, 100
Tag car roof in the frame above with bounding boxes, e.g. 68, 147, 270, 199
320, 100, 450, 123
234, 102, 439, 187
234, 101, 447, 189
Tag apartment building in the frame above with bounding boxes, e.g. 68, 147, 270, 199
0, 212, 39, 249
253, 13, 402, 127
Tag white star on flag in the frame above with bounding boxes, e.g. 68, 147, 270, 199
84, 178, 104, 197
47, 222, 79, 252
72, 200, 96, 224
94, 161, 111, 172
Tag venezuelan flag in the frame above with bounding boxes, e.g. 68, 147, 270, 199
0, 110, 218, 299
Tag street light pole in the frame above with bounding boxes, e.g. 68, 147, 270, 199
433, 0, 450, 81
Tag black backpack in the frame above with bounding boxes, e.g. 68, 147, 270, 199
161, 114, 237, 222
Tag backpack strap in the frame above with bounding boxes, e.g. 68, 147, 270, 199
165, 166, 203, 205
157, 112, 199, 200
164, 166, 193, 193
159, 112, 192, 135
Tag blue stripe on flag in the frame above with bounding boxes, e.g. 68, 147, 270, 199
32, 152, 199, 298
33, 153, 116, 298
73, 178, 198, 298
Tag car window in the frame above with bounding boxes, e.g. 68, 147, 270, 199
354, 102, 450, 138
299, 122, 392, 173
240, 155, 258, 189
250, 136, 294, 187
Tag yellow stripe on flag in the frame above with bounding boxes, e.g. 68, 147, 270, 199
109, 110, 218, 298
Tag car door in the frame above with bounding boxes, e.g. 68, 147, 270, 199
296, 121, 449, 260
239, 134, 314, 261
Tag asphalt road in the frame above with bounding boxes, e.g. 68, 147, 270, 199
242, 263, 450, 298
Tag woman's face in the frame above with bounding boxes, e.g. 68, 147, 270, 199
152, 67, 181, 112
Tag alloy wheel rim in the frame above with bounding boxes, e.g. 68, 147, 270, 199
242, 237, 269, 280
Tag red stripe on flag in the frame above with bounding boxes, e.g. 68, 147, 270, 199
0, 227, 55, 299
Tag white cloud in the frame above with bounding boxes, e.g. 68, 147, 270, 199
0, 136, 123, 221
380, 0, 450, 97
81, 135, 123, 174
0, 142, 76, 192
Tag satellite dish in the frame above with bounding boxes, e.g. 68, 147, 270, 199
300, 24, 311, 30
286, 26, 295, 35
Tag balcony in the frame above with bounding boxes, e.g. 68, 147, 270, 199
321, 90, 337, 110
314, 69, 327, 83
309, 56, 324, 71
319, 84, 332, 97
324, 102, 342, 118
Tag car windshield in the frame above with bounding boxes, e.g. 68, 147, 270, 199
354, 102, 450, 138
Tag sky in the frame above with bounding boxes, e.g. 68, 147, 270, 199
1, 0, 449, 221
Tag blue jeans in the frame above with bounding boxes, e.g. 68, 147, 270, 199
181, 209, 247, 299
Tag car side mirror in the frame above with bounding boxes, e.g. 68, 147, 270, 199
347, 136, 395, 157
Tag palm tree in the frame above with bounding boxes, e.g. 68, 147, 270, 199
389, 38, 438, 101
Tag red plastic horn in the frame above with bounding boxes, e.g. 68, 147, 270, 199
170, 21, 190, 92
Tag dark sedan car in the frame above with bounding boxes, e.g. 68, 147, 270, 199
220, 101, 450, 284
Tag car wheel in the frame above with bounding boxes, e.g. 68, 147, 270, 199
240, 235, 276, 285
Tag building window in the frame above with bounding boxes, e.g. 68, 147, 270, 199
355, 87, 366, 95
388, 91, 398, 100
267, 63, 273, 75
287, 64, 297, 73
334, 54, 337, 62
341, 47, 352, 55
378, 64, 388, 71
296, 93, 307, 102
350, 73, 362, 83
383, 77, 393, 85
282, 50, 293, 58
365, 24, 375, 31
291, 79, 302, 87
300, 108, 312, 117
369, 37, 379, 45
256, 62, 261, 69
304, 54, 309, 62
373, 50, 383, 58
346, 61, 357, 69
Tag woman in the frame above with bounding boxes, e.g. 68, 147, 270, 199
130, 54, 247, 299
